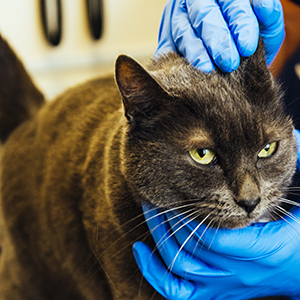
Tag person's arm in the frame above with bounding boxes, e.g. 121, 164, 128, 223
133, 130, 300, 299
155, 0, 285, 72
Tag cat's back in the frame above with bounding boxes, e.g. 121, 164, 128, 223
1, 73, 122, 208
0, 72, 123, 300
2, 74, 121, 165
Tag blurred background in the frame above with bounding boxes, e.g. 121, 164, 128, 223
0, 0, 165, 100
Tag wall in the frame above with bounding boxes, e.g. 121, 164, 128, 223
0, 0, 165, 99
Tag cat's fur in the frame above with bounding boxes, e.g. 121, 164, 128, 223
0, 34, 297, 300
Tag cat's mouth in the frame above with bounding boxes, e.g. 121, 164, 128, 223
186, 209, 262, 229
190, 202, 279, 229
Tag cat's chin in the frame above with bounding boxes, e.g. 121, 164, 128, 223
215, 214, 275, 229
253, 209, 279, 224
204, 217, 256, 229
253, 215, 274, 223
213, 214, 273, 229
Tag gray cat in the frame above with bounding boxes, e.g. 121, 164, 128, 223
0, 34, 297, 300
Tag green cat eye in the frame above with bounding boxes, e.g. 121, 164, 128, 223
189, 148, 217, 165
258, 142, 278, 158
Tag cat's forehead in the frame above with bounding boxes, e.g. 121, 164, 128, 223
149, 53, 292, 148
149, 57, 210, 96
150, 57, 245, 107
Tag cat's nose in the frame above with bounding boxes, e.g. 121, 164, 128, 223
237, 198, 261, 214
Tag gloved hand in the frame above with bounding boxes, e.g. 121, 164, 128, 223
133, 130, 300, 300
156, 0, 284, 73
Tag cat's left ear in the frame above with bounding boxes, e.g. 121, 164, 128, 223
115, 55, 167, 121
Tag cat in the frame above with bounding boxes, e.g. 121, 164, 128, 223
0, 33, 297, 300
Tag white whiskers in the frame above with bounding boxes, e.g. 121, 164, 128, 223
167, 214, 211, 274
275, 204, 300, 227
278, 197, 300, 207
89, 186, 300, 300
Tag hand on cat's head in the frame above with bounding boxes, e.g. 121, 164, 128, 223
156, 0, 284, 72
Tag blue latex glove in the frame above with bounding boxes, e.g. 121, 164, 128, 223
156, 0, 285, 72
133, 130, 300, 300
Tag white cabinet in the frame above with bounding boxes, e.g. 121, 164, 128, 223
0, 0, 165, 99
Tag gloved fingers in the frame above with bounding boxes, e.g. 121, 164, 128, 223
146, 206, 241, 272
143, 203, 190, 263
215, 0, 259, 57
155, 0, 178, 57
252, 0, 284, 65
185, 0, 240, 72
133, 242, 260, 300
252, 0, 284, 32
155, 0, 214, 72
147, 206, 254, 273
133, 241, 214, 300
142, 204, 230, 279
166, 211, 291, 259
171, 0, 215, 72
165, 212, 240, 271
156, 0, 284, 71
169, 207, 300, 265
166, 211, 251, 266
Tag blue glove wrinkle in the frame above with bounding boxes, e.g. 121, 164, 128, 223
229, 18, 259, 57
253, 0, 283, 24
170, 206, 300, 259
167, 212, 282, 263
167, 214, 300, 296
132, 241, 147, 274
218, 0, 259, 57
155, 0, 215, 73
143, 205, 230, 279
173, 0, 215, 72
133, 241, 183, 299
207, 35, 240, 72
157, 0, 284, 73
186, 0, 239, 72
155, 0, 178, 58
171, 19, 214, 72
164, 274, 197, 300
252, 0, 285, 65
133, 238, 207, 300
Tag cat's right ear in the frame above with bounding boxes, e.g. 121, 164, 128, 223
115, 55, 166, 121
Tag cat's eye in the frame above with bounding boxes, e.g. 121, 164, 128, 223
258, 142, 278, 158
189, 148, 217, 165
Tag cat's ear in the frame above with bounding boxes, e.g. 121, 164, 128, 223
239, 37, 281, 104
242, 37, 272, 82
115, 55, 166, 121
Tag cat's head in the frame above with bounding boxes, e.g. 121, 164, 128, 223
115, 40, 297, 229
